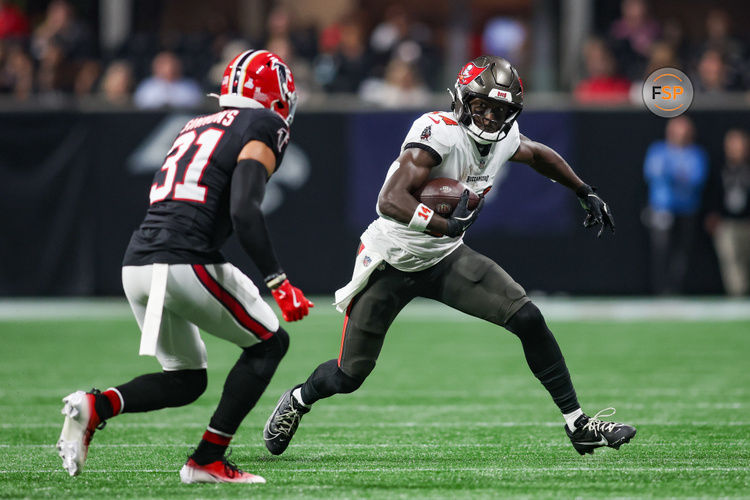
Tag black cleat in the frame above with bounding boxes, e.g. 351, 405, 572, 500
263, 386, 310, 455
566, 408, 637, 455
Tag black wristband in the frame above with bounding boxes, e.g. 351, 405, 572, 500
264, 271, 287, 289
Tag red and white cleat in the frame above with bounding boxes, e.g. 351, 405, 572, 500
179, 457, 266, 484
56, 389, 105, 476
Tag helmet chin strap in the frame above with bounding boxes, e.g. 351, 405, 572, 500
466, 124, 507, 144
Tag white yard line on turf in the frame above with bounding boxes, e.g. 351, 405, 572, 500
1, 466, 748, 474
1, 297, 749, 321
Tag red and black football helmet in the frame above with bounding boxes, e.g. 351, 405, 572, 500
449, 55, 523, 143
215, 50, 298, 125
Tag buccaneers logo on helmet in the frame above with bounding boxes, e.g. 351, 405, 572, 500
448, 55, 523, 143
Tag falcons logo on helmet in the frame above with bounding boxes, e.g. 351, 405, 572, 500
216, 50, 298, 124
270, 58, 295, 112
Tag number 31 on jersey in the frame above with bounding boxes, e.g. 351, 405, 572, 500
149, 128, 224, 204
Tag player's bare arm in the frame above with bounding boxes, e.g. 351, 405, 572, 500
378, 148, 483, 237
512, 134, 615, 237
511, 134, 585, 191
238, 139, 277, 178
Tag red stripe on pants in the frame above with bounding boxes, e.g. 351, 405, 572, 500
337, 301, 354, 367
192, 265, 273, 340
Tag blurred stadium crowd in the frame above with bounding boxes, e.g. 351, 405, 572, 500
0, 0, 748, 297
0, 0, 748, 108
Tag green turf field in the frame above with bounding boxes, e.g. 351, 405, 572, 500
1, 300, 748, 498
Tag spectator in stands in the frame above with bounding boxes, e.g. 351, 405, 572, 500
0, 0, 29, 39
608, 0, 660, 80
31, 0, 93, 62
369, 4, 410, 61
207, 39, 250, 88
0, 41, 32, 99
358, 56, 430, 108
314, 15, 372, 93
73, 60, 100, 97
643, 116, 709, 295
705, 129, 750, 296
701, 8, 746, 82
99, 60, 134, 106
36, 35, 76, 99
629, 41, 681, 102
643, 41, 680, 77
267, 35, 318, 100
266, 5, 317, 62
482, 17, 527, 67
694, 49, 739, 93
133, 51, 203, 109
368, 5, 436, 90
660, 18, 689, 66
574, 38, 631, 103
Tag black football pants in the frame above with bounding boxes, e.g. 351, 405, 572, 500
337, 244, 530, 379
300, 244, 581, 405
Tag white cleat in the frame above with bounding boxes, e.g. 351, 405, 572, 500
57, 390, 104, 477
179, 458, 266, 484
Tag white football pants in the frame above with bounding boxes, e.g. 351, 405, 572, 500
122, 263, 279, 371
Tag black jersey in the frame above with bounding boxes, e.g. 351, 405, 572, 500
123, 107, 290, 266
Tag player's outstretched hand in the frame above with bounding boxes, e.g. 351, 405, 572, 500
576, 185, 615, 238
271, 280, 314, 322
444, 189, 485, 238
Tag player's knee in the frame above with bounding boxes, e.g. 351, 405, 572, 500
269, 327, 290, 360
243, 327, 289, 362
166, 369, 207, 405
505, 302, 548, 339
335, 367, 366, 394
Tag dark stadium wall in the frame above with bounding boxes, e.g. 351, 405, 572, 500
0, 109, 741, 296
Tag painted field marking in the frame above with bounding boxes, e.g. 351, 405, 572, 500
1, 466, 748, 474
2, 297, 750, 321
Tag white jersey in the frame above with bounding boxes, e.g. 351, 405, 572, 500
364, 111, 521, 272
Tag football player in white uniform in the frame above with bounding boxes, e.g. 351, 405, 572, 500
265, 56, 635, 456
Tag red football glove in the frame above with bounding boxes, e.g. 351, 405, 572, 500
271, 280, 314, 322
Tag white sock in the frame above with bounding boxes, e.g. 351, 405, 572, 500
564, 408, 584, 431
292, 387, 308, 407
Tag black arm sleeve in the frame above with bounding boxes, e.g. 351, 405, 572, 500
230, 159, 283, 278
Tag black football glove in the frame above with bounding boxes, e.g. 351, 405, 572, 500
444, 189, 485, 238
576, 184, 615, 237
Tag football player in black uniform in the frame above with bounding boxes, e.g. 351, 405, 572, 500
57, 50, 313, 484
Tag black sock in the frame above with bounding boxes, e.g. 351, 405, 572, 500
191, 430, 230, 465
115, 369, 207, 413
505, 302, 580, 413
94, 394, 114, 421
533, 359, 579, 413
206, 330, 288, 435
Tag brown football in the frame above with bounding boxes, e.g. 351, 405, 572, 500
413, 177, 480, 216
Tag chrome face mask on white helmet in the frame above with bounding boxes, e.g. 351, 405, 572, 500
448, 55, 524, 143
